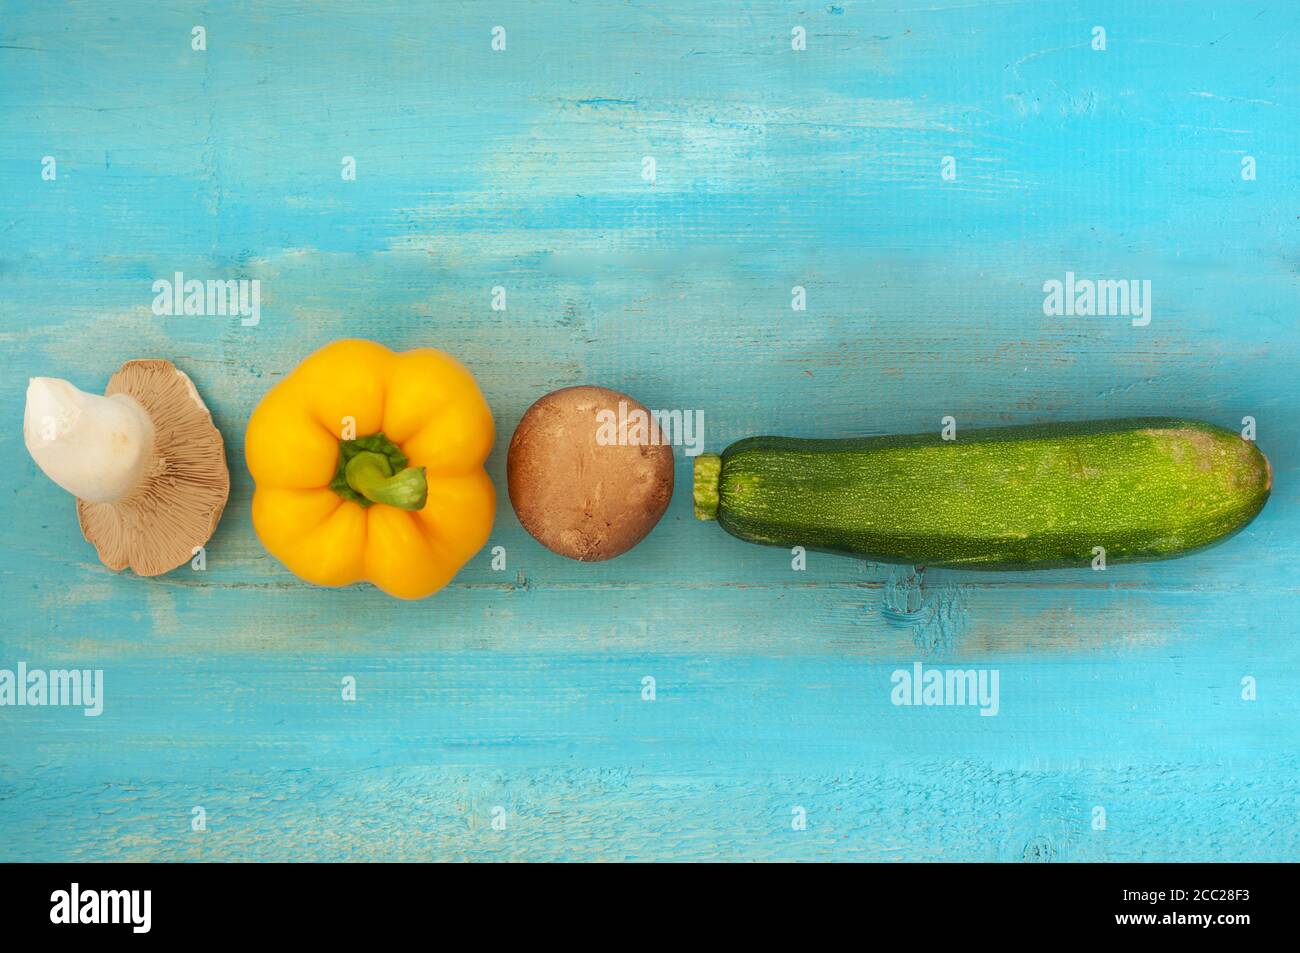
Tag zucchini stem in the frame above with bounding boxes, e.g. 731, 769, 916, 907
693, 454, 721, 521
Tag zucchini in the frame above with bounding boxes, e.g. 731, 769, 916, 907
692, 418, 1270, 569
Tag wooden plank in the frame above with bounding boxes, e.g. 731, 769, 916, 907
1, 0, 1296, 862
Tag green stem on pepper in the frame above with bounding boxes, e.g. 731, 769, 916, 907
329, 432, 427, 510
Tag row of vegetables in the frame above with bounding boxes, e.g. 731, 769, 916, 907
23, 339, 1271, 600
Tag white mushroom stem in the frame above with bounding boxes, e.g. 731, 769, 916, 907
24, 377, 155, 504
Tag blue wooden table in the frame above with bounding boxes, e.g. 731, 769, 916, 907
1, 1, 1296, 861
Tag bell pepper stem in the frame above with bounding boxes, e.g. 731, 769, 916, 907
344, 451, 428, 511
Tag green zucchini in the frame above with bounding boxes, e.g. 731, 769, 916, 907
692, 418, 1270, 569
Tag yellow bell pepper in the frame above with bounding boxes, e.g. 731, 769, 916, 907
246, 339, 495, 599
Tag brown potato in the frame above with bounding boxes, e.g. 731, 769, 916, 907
508, 386, 675, 561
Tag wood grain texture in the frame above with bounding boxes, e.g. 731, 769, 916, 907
1, 0, 1297, 861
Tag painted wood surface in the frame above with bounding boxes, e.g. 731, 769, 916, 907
1, 1, 1296, 861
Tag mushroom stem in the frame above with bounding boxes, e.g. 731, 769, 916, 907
344, 451, 428, 511
24, 377, 155, 504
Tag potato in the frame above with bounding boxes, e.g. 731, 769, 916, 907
507, 386, 674, 561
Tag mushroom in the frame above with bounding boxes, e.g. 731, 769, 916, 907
23, 359, 230, 576
508, 385, 674, 561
